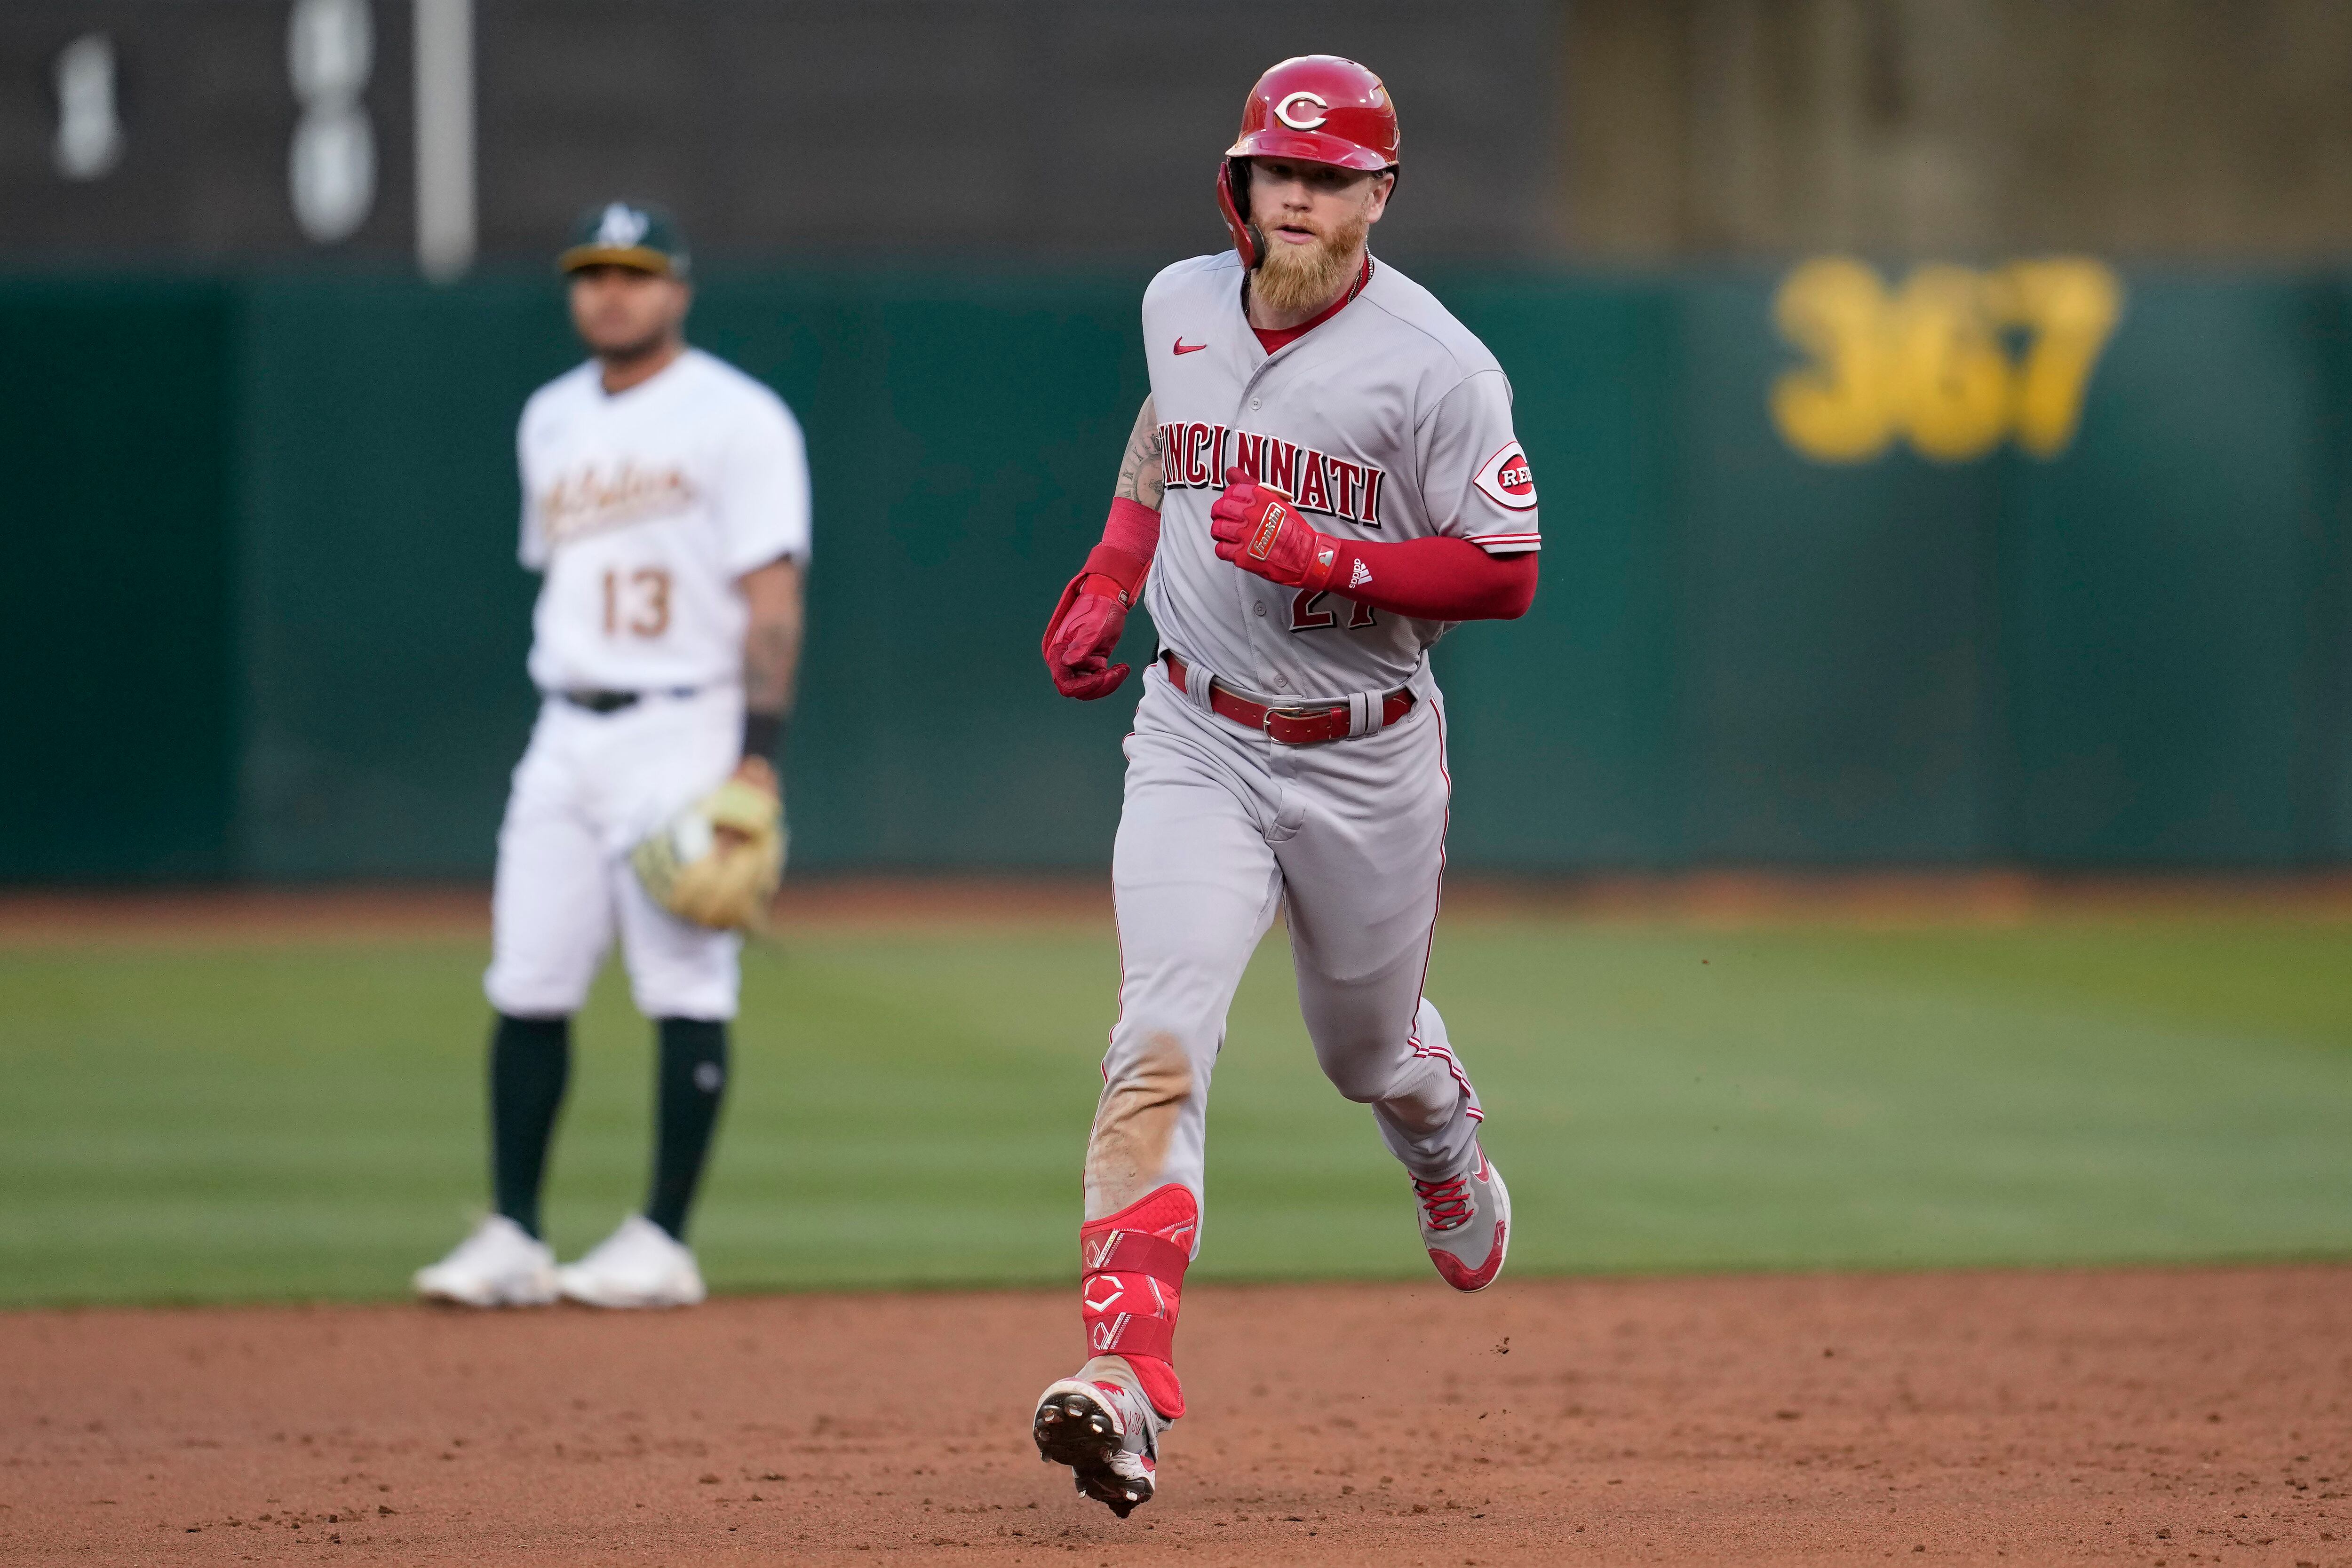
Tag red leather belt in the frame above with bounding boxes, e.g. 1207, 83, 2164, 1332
1163, 652, 1414, 746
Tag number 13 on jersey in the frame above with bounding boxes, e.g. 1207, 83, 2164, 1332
601, 567, 672, 638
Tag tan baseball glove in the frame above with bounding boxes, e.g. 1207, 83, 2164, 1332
630, 777, 787, 931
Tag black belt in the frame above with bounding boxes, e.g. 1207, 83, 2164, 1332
554, 686, 699, 714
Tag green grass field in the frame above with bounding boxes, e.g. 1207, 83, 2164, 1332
3, 910, 2349, 1307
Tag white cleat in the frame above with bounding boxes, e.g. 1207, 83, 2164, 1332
1033, 1374, 1160, 1518
413, 1215, 559, 1307
556, 1214, 708, 1308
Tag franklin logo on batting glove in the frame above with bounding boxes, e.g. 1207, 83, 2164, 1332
1247, 496, 1288, 560
1209, 471, 1344, 594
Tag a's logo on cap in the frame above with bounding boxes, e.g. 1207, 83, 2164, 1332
594, 202, 650, 248
1273, 90, 1329, 130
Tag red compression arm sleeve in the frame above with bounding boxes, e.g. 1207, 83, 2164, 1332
1079, 497, 1162, 602
1322, 535, 1538, 621
1101, 496, 1160, 559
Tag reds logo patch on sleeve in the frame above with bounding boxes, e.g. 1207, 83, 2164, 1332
1472, 441, 1538, 510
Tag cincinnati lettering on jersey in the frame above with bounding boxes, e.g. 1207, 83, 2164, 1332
538, 462, 698, 546
1159, 423, 1387, 526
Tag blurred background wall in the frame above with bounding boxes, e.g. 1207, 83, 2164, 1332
0, 0, 1561, 263
1565, 0, 2352, 259
4, 1, 2350, 881
15, 0, 2352, 266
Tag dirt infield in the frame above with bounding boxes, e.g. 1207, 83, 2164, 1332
5, 1267, 2346, 1566
6, 870, 2352, 946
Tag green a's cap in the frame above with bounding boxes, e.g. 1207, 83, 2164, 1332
558, 201, 691, 278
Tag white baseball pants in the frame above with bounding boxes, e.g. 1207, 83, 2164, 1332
483, 687, 743, 1022
1084, 659, 1482, 1225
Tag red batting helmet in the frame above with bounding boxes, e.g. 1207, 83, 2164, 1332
1217, 55, 1400, 270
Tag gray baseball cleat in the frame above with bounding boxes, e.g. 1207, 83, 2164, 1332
1033, 1369, 1161, 1518
1414, 1144, 1511, 1292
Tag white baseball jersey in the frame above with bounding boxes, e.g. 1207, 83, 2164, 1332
517, 347, 811, 694
1142, 251, 1540, 699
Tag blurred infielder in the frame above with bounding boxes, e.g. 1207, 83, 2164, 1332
1029, 57, 1542, 1515
416, 202, 810, 1310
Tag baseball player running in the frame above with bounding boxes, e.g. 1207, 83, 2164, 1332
1030, 57, 1542, 1515
415, 201, 810, 1310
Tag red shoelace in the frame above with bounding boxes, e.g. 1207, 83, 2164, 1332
1413, 1173, 1474, 1232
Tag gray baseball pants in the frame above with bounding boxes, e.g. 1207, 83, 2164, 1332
1083, 658, 1484, 1226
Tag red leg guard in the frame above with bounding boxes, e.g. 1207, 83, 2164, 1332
1080, 1184, 1196, 1420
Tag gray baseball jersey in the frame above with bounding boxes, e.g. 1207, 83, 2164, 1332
1140, 250, 1542, 701
1080, 253, 1532, 1251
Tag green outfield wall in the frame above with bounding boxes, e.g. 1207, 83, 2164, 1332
6, 263, 2350, 879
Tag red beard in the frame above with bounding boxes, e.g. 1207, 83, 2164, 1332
1252, 209, 1369, 314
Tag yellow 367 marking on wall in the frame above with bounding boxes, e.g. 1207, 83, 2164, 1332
1770, 257, 2124, 464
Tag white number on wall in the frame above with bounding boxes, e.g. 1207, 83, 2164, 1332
53, 34, 125, 181
288, 0, 375, 244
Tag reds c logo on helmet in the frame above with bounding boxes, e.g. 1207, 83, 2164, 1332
1272, 90, 1329, 130
1217, 55, 1400, 270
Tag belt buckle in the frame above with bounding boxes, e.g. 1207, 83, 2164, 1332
1262, 701, 1341, 742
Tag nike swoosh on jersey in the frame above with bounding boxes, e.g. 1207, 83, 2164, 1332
1173, 338, 1208, 355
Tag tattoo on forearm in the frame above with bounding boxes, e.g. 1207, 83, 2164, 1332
743, 599, 803, 717
1113, 396, 1165, 509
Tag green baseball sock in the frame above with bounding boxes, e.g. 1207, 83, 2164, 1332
489, 1013, 571, 1240
646, 1017, 729, 1241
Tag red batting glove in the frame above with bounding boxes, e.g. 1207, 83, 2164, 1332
1208, 467, 1341, 593
1041, 572, 1134, 700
